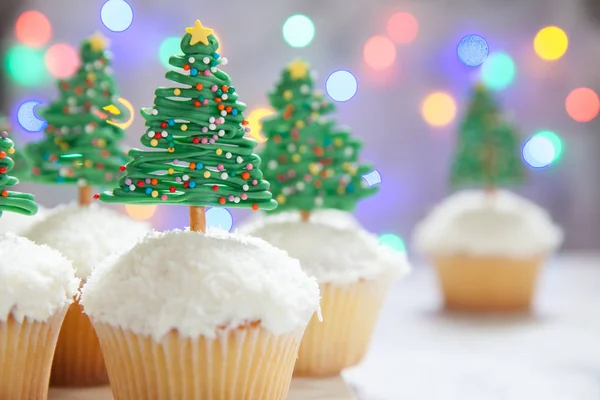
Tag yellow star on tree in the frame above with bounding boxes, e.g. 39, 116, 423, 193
186, 20, 214, 46
88, 32, 108, 52
287, 59, 310, 80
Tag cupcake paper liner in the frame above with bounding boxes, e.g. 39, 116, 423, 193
294, 280, 389, 377
434, 254, 544, 311
50, 300, 109, 386
93, 322, 303, 400
0, 308, 68, 399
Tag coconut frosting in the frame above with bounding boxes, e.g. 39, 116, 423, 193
24, 203, 149, 280
242, 209, 362, 233
245, 215, 410, 285
0, 233, 79, 322
0, 205, 49, 235
80, 229, 321, 341
413, 190, 563, 258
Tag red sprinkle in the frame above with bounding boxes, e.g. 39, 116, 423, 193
194, 100, 201, 107
93, 194, 100, 200
212, 185, 218, 191
218, 197, 226, 204
251, 204, 258, 211
183, 64, 190, 71
193, 138, 200, 144
119, 166, 127, 172
169, 186, 176, 193
137, 180, 144, 187
196, 83, 203, 90
161, 122, 167, 129
1, 190, 8, 197
241, 171, 250, 180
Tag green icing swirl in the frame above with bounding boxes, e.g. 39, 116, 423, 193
101, 30, 277, 210
0, 130, 38, 217
260, 60, 377, 213
0, 116, 31, 182
26, 35, 129, 187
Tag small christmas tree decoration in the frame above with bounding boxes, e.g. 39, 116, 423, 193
100, 20, 277, 232
260, 59, 377, 221
451, 83, 525, 191
0, 116, 32, 182
0, 130, 38, 217
26, 32, 129, 206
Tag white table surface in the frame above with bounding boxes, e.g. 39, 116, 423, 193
344, 253, 600, 400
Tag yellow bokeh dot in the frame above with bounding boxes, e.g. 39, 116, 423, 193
337, 186, 346, 194
7, 148, 15, 155
167, 147, 175, 153
168, 168, 174, 175
84, 160, 93, 167
421, 92, 457, 127
181, 124, 187, 131
60, 144, 69, 151
125, 204, 157, 221
291, 154, 301, 163
216, 148, 223, 155
150, 139, 158, 147
203, 171, 211, 178
283, 90, 293, 100
174, 88, 181, 95
296, 120, 305, 128
151, 190, 159, 198
276, 194, 286, 204
246, 107, 274, 143
534, 26, 568, 61
334, 138, 344, 147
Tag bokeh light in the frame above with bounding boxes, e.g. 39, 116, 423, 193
100, 0, 134, 32
534, 26, 568, 61
206, 208, 233, 232
565, 87, 600, 122
457, 34, 489, 67
522, 130, 563, 168
378, 233, 406, 252
326, 70, 358, 102
5, 45, 48, 86
17, 100, 46, 132
125, 204, 157, 221
480, 52, 515, 90
15, 10, 52, 47
282, 15, 315, 48
364, 35, 396, 70
246, 107, 274, 143
421, 92, 457, 127
45, 44, 79, 79
159, 37, 181, 68
362, 170, 382, 187
386, 12, 418, 44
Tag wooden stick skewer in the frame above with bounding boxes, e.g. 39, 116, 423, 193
190, 206, 206, 233
79, 185, 91, 206
300, 210, 310, 222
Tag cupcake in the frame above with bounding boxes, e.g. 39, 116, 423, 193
81, 229, 320, 399
0, 204, 49, 235
24, 203, 149, 386
245, 216, 410, 376
0, 233, 79, 399
413, 190, 562, 311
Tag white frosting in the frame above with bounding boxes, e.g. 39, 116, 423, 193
413, 190, 563, 258
24, 203, 150, 280
0, 205, 50, 235
80, 229, 321, 342
0, 233, 79, 322
241, 209, 362, 233
245, 215, 410, 285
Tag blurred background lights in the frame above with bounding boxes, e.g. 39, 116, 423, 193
206, 208, 233, 232
480, 51, 515, 90
522, 130, 563, 168
15, 10, 52, 47
421, 92, 457, 127
282, 14, 315, 48
457, 34, 489, 67
5, 45, 48, 86
326, 70, 358, 102
378, 233, 406, 252
246, 107, 274, 143
159, 37, 181, 68
534, 26, 568, 61
565, 87, 600, 122
45, 44, 79, 79
125, 204, 157, 221
362, 170, 382, 187
100, 0, 134, 32
17, 100, 46, 132
364, 35, 396, 70
386, 12, 418, 44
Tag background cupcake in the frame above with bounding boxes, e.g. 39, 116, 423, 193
412, 84, 563, 312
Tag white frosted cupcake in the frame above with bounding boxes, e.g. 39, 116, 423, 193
0, 233, 79, 398
413, 190, 563, 311
244, 215, 410, 377
24, 203, 150, 386
0, 204, 49, 234
81, 229, 320, 399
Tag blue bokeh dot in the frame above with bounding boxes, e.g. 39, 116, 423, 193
457, 34, 489, 67
206, 207, 234, 232
100, 0, 134, 33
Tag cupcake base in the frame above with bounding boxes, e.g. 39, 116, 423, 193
294, 280, 389, 377
434, 254, 544, 311
0, 309, 68, 399
93, 322, 303, 400
51, 300, 109, 387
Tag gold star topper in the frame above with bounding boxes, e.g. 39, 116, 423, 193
186, 20, 214, 46
287, 59, 310, 80
88, 32, 108, 52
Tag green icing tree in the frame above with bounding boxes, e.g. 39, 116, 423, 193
0, 129, 38, 217
26, 32, 129, 205
451, 83, 526, 189
260, 59, 377, 219
0, 115, 32, 182
100, 20, 276, 231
